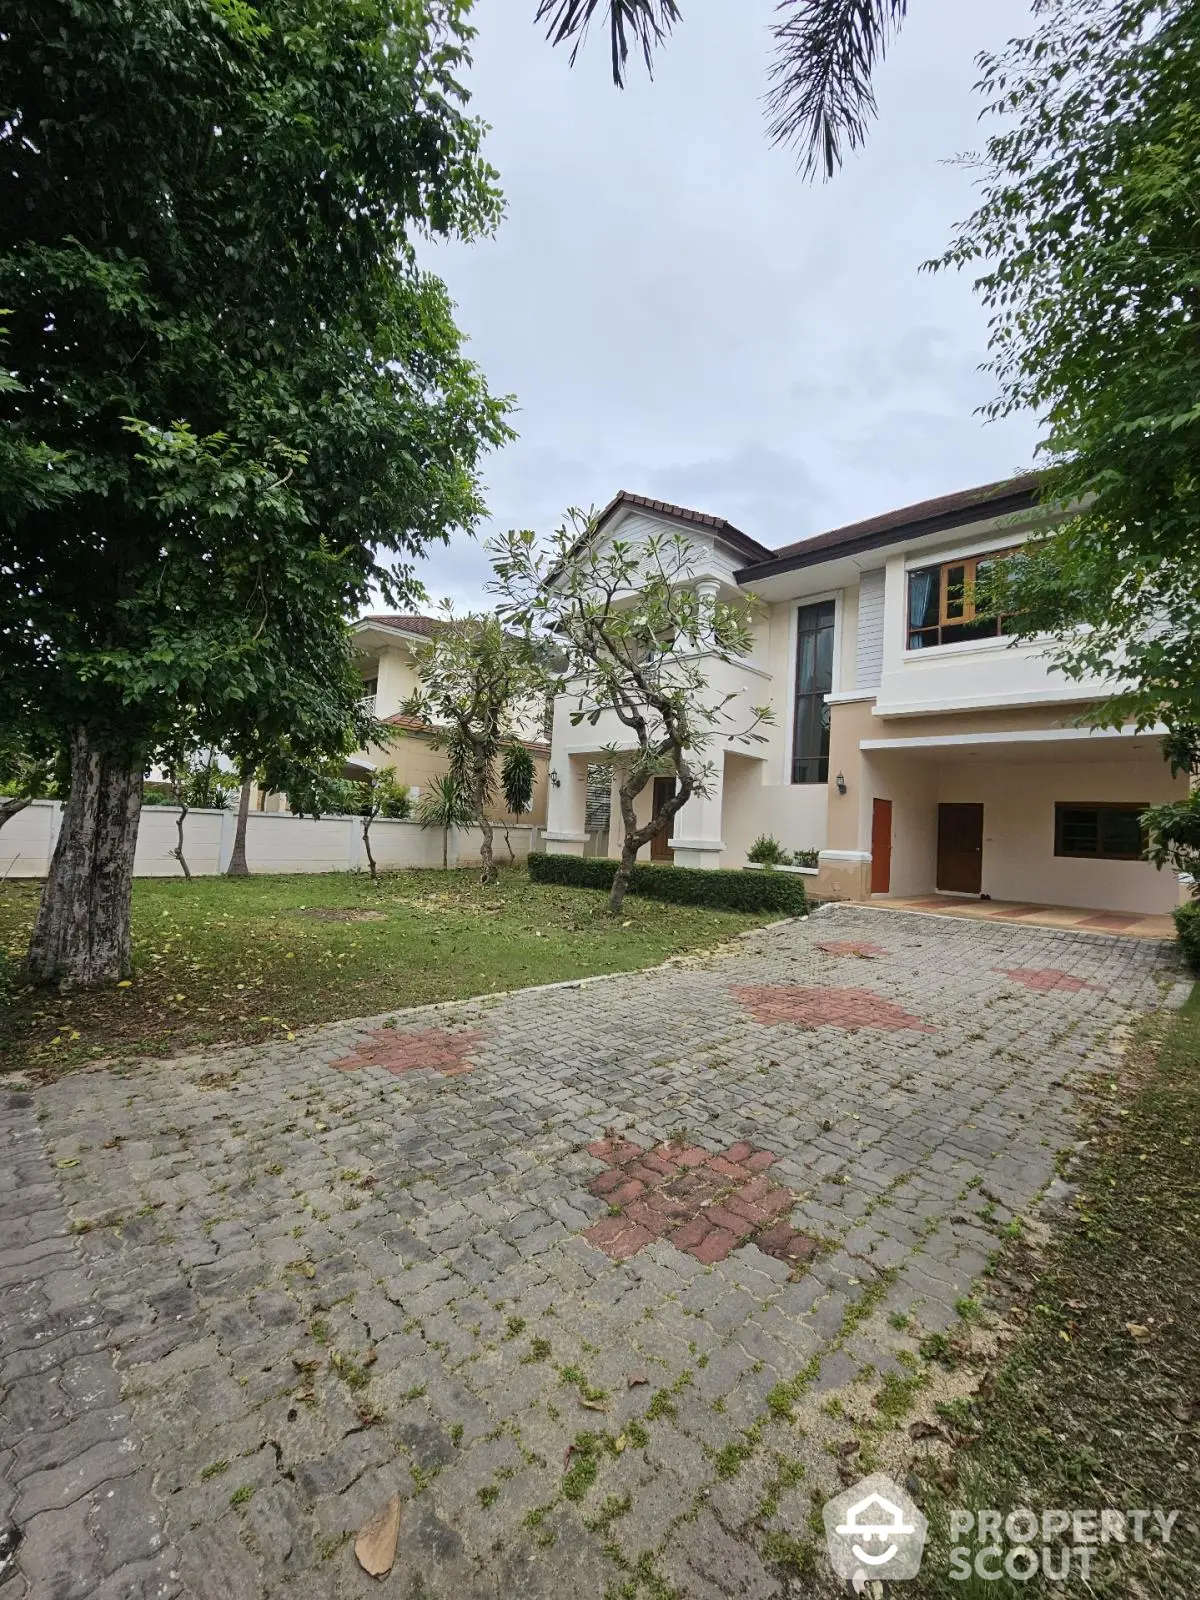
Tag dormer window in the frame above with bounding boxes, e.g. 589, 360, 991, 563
907, 551, 1018, 649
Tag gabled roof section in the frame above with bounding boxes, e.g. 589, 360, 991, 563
735, 474, 1044, 582
595, 491, 774, 565
355, 613, 439, 637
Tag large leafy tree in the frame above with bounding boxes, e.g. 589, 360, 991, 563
491, 511, 770, 913
1, 0, 510, 986
934, 0, 1200, 888
536, 0, 910, 176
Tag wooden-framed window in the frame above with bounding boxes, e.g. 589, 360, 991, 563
1054, 803, 1148, 861
792, 599, 835, 784
907, 549, 1018, 650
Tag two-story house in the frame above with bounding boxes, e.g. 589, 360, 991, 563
542, 483, 1188, 917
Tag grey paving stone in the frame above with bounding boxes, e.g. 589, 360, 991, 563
2, 907, 1177, 1599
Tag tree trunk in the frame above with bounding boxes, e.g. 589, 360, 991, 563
172, 799, 192, 880
27, 727, 144, 989
362, 812, 378, 881
227, 775, 252, 876
608, 761, 694, 914
609, 831, 640, 915
0, 795, 32, 831
442, 826, 449, 871
479, 813, 495, 885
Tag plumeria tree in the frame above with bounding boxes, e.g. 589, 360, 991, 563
491, 509, 771, 913
406, 615, 548, 883
351, 766, 412, 882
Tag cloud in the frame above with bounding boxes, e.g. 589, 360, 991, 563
408, 0, 1042, 605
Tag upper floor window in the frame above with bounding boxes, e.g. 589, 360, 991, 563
361, 676, 379, 697
907, 550, 1018, 650
792, 600, 835, 784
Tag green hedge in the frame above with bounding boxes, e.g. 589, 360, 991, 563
1175, 900, 1200, 972
527, 851, 808, 915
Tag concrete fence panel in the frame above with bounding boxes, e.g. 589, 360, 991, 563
0, 800, 540, 879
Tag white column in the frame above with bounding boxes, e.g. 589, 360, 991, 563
692, 579, 721, 652
671, 751, 726, 870
543, 752, 589, 856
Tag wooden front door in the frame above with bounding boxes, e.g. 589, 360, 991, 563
650, 776, 676, 861
937, 803, 983, 894
870, 798, 892, 894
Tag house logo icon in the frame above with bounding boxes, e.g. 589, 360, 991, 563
823, 1473, 928, 1582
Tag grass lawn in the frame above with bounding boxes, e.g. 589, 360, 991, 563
0, 866, 777, 1075
918, 982, 1199, 1597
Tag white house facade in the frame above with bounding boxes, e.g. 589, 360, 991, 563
542, 484, 1189, 916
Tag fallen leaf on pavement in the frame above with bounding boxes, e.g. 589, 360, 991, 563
627, 1373, 649, 1388
355, 1493, 402, 1578
908, 1421, 943, 1441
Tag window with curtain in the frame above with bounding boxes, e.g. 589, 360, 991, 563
907, 549, 1019, 649
792, 600, 835, 784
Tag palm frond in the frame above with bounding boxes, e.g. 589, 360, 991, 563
535, 0, 681, 86
766, 0, 908, 178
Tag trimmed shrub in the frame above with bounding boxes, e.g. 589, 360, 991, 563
1175, 900, 1200, 972
747, 833, 788, 866
527, 852, 808, 915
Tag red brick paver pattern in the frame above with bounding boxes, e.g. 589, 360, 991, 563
994, 968, 1098, 994
330, 1026, 485, 1077
816, 940, 889, 959
730, 984, 935, 1032
582, 1135, 820, 1269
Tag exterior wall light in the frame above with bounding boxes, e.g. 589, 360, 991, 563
835, 772, 847, 795
549, 768, 562, 789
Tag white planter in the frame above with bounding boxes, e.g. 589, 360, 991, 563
743, 862, 818, 877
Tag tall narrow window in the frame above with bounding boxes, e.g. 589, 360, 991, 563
792, 600, 835, 784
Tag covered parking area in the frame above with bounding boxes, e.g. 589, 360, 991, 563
859, 725, 1188, 918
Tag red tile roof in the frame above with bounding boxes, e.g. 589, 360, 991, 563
356, 614, 440, 636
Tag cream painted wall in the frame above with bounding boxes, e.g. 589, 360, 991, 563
937, 755, 1184, 914
721, 754, 828, 865
860, 750, 940, 897
876, 545, 1102, 718
371, 645, 421, 717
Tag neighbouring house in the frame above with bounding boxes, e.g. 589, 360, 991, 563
250, 612, 549, 825
542, 484, 1190, 916
346, 613, 549, 829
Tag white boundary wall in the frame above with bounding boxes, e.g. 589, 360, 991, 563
0, 801, 539, 880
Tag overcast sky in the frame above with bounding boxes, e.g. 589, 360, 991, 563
407, 0, 1041, 611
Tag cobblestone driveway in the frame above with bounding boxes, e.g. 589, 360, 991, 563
1, 907, 1182, 1599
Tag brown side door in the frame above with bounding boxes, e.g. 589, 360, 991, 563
650, 776, 676, 861
870, 798, 892, 894
937, 803, 983, 893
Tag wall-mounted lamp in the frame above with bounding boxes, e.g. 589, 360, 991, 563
549, 768, 562, 789
835, 772, 847, 795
